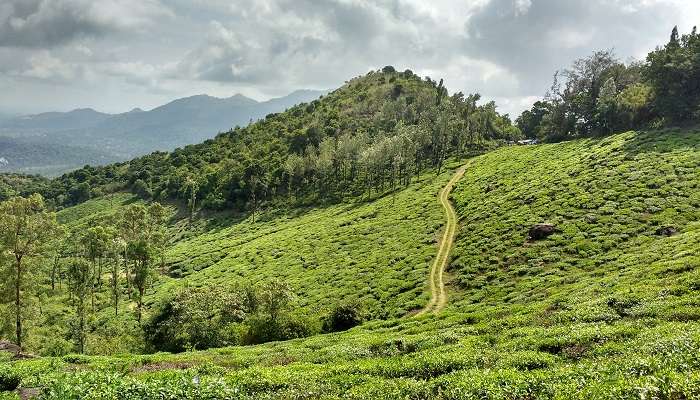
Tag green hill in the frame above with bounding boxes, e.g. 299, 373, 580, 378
3, 128, 699, 399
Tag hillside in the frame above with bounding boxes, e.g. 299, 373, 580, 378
0, 69, 517, 354
2, 129, 698, 399
0, 90, 326, 176
36, 69, 515, 211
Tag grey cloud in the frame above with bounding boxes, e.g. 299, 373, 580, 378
0, 0, 171, 48
173, 0, 444, 91
1, 0, 696, 117
463, 0, 681, 96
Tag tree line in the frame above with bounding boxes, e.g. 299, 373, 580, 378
0, 193, 364, 355
517, 26, 700, 141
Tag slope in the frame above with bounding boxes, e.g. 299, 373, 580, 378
156, 168, 453, 319
418, 163, 467, 315
4, 129, 699, 399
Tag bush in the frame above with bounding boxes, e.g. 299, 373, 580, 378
0, 369, 19, 392
323, 301, 365, 332
144, 286, 247, 352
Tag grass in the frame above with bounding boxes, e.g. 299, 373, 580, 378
1, 129, 699, 399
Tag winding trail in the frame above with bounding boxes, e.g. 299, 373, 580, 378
417, 164, 467, 316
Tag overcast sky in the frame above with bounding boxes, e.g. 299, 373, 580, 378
1, 0, 698, 117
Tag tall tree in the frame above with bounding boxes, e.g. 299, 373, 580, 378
0, 194, 58, 347
66, 257, 91, 354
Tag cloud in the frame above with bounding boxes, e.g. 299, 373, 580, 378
1, 0, 698, 116
462, 0, 681, 96
0, 0, 172, 48
21, 50, 83, 80
171, 0, 462, 94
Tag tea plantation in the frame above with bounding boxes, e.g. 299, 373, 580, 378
2, 129, 699, 399
158, 167, 454, 319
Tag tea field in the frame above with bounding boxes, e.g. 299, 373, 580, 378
2, 129, 699, 399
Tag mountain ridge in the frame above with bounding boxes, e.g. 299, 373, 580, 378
0, 89, 328, 176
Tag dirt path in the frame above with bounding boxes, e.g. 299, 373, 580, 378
417, 164, 467, 316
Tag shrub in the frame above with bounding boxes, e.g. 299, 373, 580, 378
323, 301, 365, 333
0, 369, 19, 392
144, 286, 247, 352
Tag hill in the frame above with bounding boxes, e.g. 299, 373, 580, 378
2, 128, 698, 399
0, 90, 326, 176
37, 69, 515, 210
0, 68, 517, 355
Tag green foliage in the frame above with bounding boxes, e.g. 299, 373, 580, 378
0, 193, 59, 347
32, 69, 514, 212
2, 129, 697, 398
323, 301, 365, 333
145, 285, 246, 352
519, 26, 700, 141
646, 26, 700, 123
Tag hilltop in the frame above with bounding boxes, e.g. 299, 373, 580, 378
25, 68, 515, 210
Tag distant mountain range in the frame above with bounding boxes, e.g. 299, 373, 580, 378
0, 89, 326, 176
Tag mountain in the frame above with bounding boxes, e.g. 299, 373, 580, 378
0, 108, 111, 137
0, 136, 117, 176
40, 69, 515, 209
0, 90, 327, 176
3, 68, 699, 398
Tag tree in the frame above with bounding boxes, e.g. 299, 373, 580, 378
119, 203, 167, 323
646, 26, 700, 123
323, 301, 364, 332
516, 101, 552, 139
184, 177, 198, 223
69, 182, 91, 204
595, 77, 619, 134
258, 279, 294, 324
616, 83, 653, 128
109, 236, 126, 316
129, 239, 152, 324
132, 179, 152, 200
66, 257, 91, 353
144, 286, 246, 352
0, 194, 58, 347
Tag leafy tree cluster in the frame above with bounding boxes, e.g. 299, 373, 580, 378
25, 69, 518, 214
0, 194, 167, 354
517, 26, 700, 141
144, 279, 358, 352
0, 174, 51, 202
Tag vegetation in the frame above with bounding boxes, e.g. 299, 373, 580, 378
0, 195, 59, 347
517, 26, 700, 141
13, 69, 517, 212
1, 27, 699, 398
0, 129, 697, 399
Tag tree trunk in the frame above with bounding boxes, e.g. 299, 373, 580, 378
78, 296, 85, 354
137, 286, 145, 324
15, 255, 22, 348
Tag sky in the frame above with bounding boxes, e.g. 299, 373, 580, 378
0, 0, 698, 117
